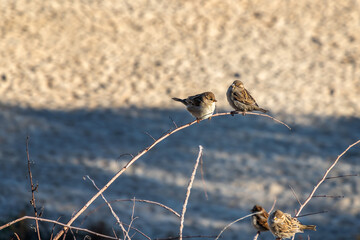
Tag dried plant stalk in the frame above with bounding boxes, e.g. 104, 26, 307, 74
179, 145, 203, 240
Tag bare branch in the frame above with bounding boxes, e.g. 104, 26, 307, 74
312, 195, 344, 198
215, 213, 257, 240
179, 146, 203, 240
26, 136, 41, 240
291, 139, 360, 240
0, 216, 118, 240
295, 210, 328, 218
289, 184, 302, 206
215, 111, 291, 130
53, 112, 291, 240
268, 197, 277, 214
50, 217, 62, 240
144, 131, 156, 142
199, 154, 208, 200
13, 233, 21, 240
325, 174, 359, 180
81, 199, 180, 226
295, 140, 360, 217
169, 116, 178, 128
86, 175, 130, 240
126, 198, 137, 237
253, 232, 259, 240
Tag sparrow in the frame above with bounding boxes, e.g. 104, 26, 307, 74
172, 92, 217, 122
268, 210, 316, 240
251, 205, 270, 233
226, 80, 268, 115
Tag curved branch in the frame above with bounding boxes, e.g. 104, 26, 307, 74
0, 216, 117, 240
53, 111, 291, 240
295, 139, 360, 217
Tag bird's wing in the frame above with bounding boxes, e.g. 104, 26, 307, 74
256, 214, 269, 228
233, 89, 258, 106
188, 94, 203, 106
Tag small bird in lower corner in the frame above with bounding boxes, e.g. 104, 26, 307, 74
172, 92, 217, 122
226, 80, 268, 115
268, 210, 316, 240
251, 205, 270, 234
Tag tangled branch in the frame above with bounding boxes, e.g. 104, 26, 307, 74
52, 111, 290, 240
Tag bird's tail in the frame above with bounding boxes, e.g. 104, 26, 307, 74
172, 97, 187, 105
301, 225, 316, 231
257, 107, 268, 113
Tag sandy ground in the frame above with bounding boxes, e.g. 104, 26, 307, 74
0, 0, 359, 239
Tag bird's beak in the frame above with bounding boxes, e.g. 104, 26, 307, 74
214, 99, 217, 102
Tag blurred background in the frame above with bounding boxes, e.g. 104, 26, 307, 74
0, 0, 359, 239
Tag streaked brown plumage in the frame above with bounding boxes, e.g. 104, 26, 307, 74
226, 80, 268, 115
172, 92, 217, 122
251, 205, 270, 233
268, 210, 316, 239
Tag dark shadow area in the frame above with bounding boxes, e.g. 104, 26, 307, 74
0, 104, 359, 240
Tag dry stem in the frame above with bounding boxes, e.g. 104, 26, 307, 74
0, 216, 118, 240
215, 213, 257, 240
81, 199, 180, 222
26, 136, 41, 240
179, 145, 203, 240
290, 139, 360, 240
86, 175, 130, 240
52, 112, 290, 240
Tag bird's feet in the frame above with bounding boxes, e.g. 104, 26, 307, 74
230, 111, 237, 116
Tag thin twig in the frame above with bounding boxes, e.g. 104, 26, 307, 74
86, 175, 130, 240
199, 154, 208, 200
169, 116, 178, 128
53, 112, 291, 240
144, 132, 156, 142
295, 140, 360, 216
0, 216, 118, 240
253, 232, 259, 240
216, 111, 291, 130
13, 232, 21, 240
215, 213, 257, 240
81, 199, 180, 226
26, 136, 41, 240
268, 198, 277, 214
312, 195, 344, 198
289, 184, 302, 206
50, 216, 62, 240
291, 139, 360, 240
121, 222, 151, 240
179, 146, 203, 240
295, 210, 328, 218
325, 174, 359, 180
126, 198, 137, 237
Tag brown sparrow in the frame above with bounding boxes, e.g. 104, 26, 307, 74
251, 205, 270, 233
172, 92, 217, 122
226, 80, 268, 115
268, 210, 316, 240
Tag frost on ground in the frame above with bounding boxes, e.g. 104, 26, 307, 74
0, 106, 359, 239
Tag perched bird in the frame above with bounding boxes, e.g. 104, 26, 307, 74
251, 205, 270, 233
268, 210, 316, 240
226, 80, 268, 115
172, 92, 217, 122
